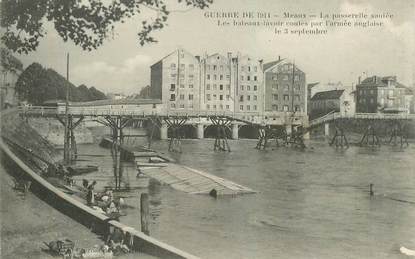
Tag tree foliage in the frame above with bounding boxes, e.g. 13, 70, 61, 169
16, 62, 107, 105
1, 0, 213, 54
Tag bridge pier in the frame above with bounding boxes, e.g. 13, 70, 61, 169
56, 115, 84, 164
196, 124, 205, 139
210, 116, 231, 152
160, 123, 168, 140
231, 124, 239, 140
387, 120, 409, 147
324, 122, 330, 137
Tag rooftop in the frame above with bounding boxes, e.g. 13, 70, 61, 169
310, 90, 345, 101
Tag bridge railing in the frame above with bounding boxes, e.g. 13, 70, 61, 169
18, 106, 308, 125
310, 112, 415, 127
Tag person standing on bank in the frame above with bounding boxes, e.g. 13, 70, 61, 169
87, 181, 97, 205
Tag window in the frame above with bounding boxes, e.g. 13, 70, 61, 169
170, 84, 176, 91
171, 63, 176, 69
272, 105, 278, 111
295, 95, 300, 101
241, 75, 244, 81
254, 76, 257, 81
283, 75, 289, 80
220, 65, 223, 70
180, 64, 185, 69
189, 64, 194, 70
206, 84, 210, 90
207, 74, 210, 80
254, 95, 257, 101
220, 95, 223, 100
241, 66, 245, 71
219, 104, 223, 110
273, 94, 278, 100
226, 105, 230, 110
240, 105, 244, 110
170, 94, 176, 101
213, 105, 217, 109
247, 76, 250, 81
294, 75, 299, 81
179, 74, 184, 79
213, 65, 217, 71
247, 105, 251, 111
226, 95, 230, 101
247, 85, 251, 91
295, 105, 300, 111
213, 84, 217, 90
254, 66, 257, 72
241, 85, 244, 91
189, 94, 193, 100
189, 74, 194, 80
214, 75, 217, 80
213, 94, 217, 100
226, 84, 230, 90
189, 84, 194, 88
180, 94, 185, 100
247, 95, 251, 101
370, 98, 374, 104
272, 75, 278, 81
220, 85, 223, 90
171, 74, 177, 78
179, 104, 185, 108
254, 85, 257, 91
248, 66, 251, 72
180, 84, 185, 88
226, 75, 230, 79
254, 105, 257, 110
180, 53, 184, 58
283, 95, 289, 101
284, 84, 290, 91
272, 84, 278, 90
220, 75, 223, 80
152, 104, 156, 109
206, 104, 210, 109
283, 105, 289, 111
207, 94, 211, 101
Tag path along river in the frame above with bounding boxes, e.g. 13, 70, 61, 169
72, 137, 415, 259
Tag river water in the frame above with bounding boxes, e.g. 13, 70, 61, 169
73, 137, 415, 259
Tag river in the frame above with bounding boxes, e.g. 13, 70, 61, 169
73, 137, 415, 259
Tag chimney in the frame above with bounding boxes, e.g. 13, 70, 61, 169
278, 55, 281, 61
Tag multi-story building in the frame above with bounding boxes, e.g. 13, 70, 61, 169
150, 49, 201, 112
200, 53, 234, 112
356, 75, 413, 113
234, 54, 263, 114
262, 59, 306, 113
150, 49, 307, 117
309, 88, 355, 119
1, 48, 23, 109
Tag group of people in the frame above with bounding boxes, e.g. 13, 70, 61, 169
83, 179, 124, 217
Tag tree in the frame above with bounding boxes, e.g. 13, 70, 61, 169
1, 0, 213, 54
15, 62, 107, 104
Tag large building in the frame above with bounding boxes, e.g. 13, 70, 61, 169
356, 76, 413, 114
309, 88, 355, 119
262, 59, 306, 113
1, 48, 23, 109
150, 49, 201, 112
149, 49, 307, 117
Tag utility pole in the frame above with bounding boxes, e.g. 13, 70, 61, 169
63, 53, 70, 164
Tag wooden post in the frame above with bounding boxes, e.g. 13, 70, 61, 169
140, 193, 150, 235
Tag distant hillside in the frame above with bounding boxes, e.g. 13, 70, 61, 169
15, 63, 106, 105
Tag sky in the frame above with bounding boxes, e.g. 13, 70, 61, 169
14, 0, 415, 95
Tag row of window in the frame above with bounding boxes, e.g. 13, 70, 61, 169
206, 74, 231, 80
171, 63, 195, 70
206, 104, 231, 110
171, 103, 194, 109
239, 95, 258, 102
171, 73, 195, 79
359, 89, 405, 96
206, 84, 230, 91
170, 94, 194, 101
169, 84, 194, 91
239, 105, 258, 111
240, 85, 258, 91
271, 84, 301, 91
271, 104, 301, 112
206, 94, 232, 101
205, 64, 259, 72
272, 94, 301, 101
271, 74, 301, 81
